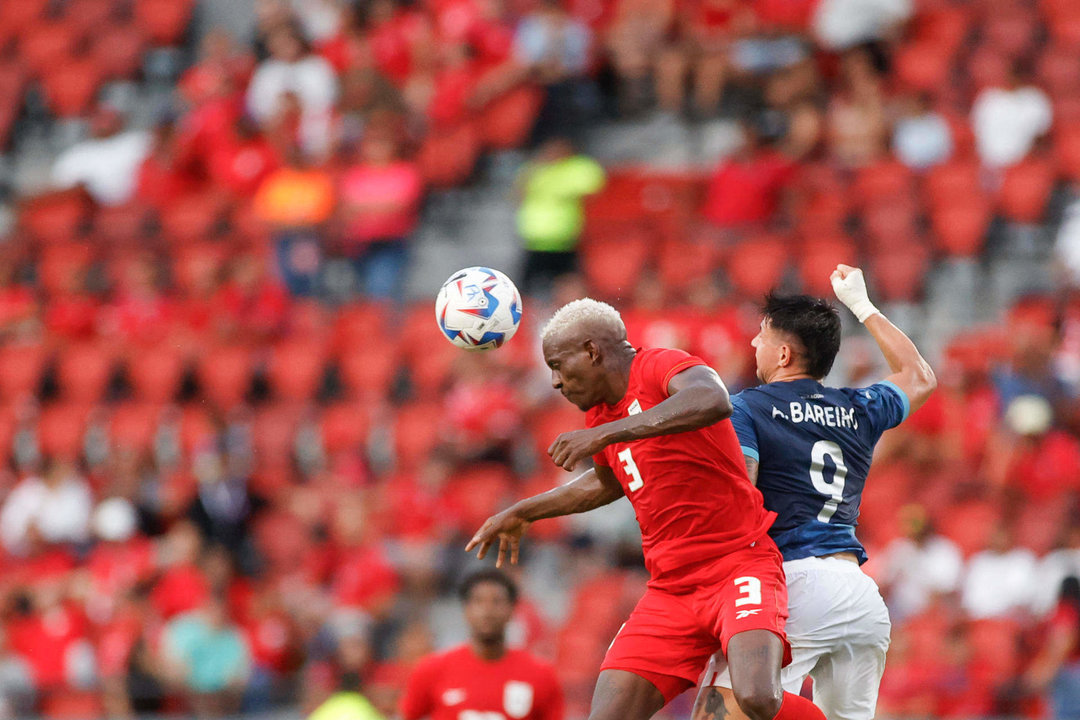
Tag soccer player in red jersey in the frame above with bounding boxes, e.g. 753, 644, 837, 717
400, 569, 564, 720
467, 299, 826, 720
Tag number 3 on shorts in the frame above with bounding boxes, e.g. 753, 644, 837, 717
734, 576, 761, 607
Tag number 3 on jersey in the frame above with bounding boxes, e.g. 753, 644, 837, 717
618, 448, 644, 492
810, 440, 847, 522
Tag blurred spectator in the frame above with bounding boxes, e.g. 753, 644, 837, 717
134, 117, 203, 208
162, 592, 253, 716
701, 118, 796, 230
961, 526, 1037, 619
51, 106, 151, 206
605, 0, 674, 116
514, 0, 595, 143
335, 69, 407, 150
180, 28, 255, 107
878, 505, 963, 621
0, 628, 35, 720
253, 144, 336, 297
827, 45, 888, 167
187, 448, 261, 571
337, 125, 424, 300
813, 0, 912, 50
1, 460, 92, 555
972, 61, 1052, 169
207, 115, 282, 198
82, 497, 155, 624
247, 23, 339, 154
1034, 527, 1080, 617
290, 0, 347, 44
892, 92, 953, 170
515, 138, 605, 297
151, 522, 211, 621
1024, 576, 1080, 719
214, 252, 291, 342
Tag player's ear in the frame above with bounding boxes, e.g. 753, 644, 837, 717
584, 339, 602, 365
778, 342, 793, 368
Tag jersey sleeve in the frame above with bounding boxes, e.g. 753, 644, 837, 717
855, 381, 910, 437
640, 347, 709, 397
399, 655, 438, 720
729, 394, 759, 462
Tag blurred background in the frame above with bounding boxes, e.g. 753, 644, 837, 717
0, 0, 1077, 718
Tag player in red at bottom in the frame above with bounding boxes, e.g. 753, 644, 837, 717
400, 569, 564, 720
467, 299, 826, 720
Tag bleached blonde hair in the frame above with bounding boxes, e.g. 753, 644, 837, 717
540, 298, 626, 345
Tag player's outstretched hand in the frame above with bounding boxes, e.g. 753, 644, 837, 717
466, 509, 532, 568
830, 263, 880, 323
548, 427, 607, 471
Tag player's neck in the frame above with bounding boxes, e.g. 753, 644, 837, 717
603, 344, 637, 404
470, 637, 507, 661
768, 369, 817, 384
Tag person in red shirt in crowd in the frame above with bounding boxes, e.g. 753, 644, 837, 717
400, 569, 563, 720
1024, 576, 1080, 718
702, 117, 796, 232
468, 299, 825, 720
134, 117, 203, 210
337, 123, 423, 300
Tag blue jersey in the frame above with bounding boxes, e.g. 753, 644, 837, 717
730, 378, 910, 564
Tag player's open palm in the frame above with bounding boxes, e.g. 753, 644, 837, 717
466, 509, 532, 568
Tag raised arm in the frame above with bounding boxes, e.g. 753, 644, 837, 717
831, 264, 937, 413
547, 365, 732, 470
466, 465, 624, 567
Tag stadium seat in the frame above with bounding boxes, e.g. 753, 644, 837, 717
158, 192, 229, 243
132, 0, 195, 45
267, 339, 329, 402
417, 122, 481, 189
178, 404, 216, 453
923, 160, 983, 210
0, 63, 27, 148
894, 41, 953, 92
125, 345, 187, 403
854, 160, 915, 206
42, 58, 103, 117
338, 344, 398, 400
173, 242, 228, 295
93, 202, 151, 247
930, 200, 992, 257
393, 401, 444, 471
797, 191, 850, 238
966, 45, 1011, 91
440, 464, 513, 534
19, 189, 90, 245
797, 235, 857, 296
529, 402, 583, 457
1055, 127, 1080, 182
0, 0, 50, 34
966, 619, 1020, 680
0, 342, 47, 400
479, 85, 544, 150
585, 171, 648, 225
57, 341, 117, 403
64, 0, 119, 34
870, 242, 930, 303
40, 690, 104, 720
998, 158, 1056, 224
911, 6, 971, 55
38, 242, 95, 296
862, 198, 921, 251
725, 234, 790, 298
91, 22, 147, 80
333, 303, 391, 356
580, 222, 652, 300
1047, 6, 1080, 46
319, 402, 370, 456
253, 510, 312, 574
982, 9, 1038, 57
108, 402, 161, 453
1037, 45, 1080, 100
252, 404, 301, 469
37, 402, 90, 460
195, 345, 254, 410
938, 500, 999, 556
640, 172, 704, 223
18, 21, 82, 78
656, 235, 719, 293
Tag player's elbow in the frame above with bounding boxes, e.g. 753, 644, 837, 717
905, 361, 937, 410
703, 385, 733, 422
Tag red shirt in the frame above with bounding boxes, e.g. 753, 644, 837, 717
400, 645, 563, 720
702, 150, 795, 228
340, 161, 424, 243
586, 348, 775, 589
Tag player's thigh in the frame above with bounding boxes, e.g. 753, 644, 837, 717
588, 669, 666, 720
705, 646, 816, 696
782, 559, 891, 651
808, 643, 887, 720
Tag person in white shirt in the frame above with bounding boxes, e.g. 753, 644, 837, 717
961, 525, 1038, 619
878, 505, 963, 622
971, 61, 1052, 169
51, 106, 150, 206
0, 459, 92, 555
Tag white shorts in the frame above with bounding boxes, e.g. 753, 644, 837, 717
704, 556, 892, 720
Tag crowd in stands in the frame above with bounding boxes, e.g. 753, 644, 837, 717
1, 0, 1080, 718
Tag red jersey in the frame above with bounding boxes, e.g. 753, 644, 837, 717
586, 347, 775, 590
400, 645, 563, 720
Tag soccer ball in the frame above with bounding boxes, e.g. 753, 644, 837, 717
435, 267, 523, 350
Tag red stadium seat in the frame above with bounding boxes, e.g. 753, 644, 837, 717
91, 22, 147, 80
529, 401, 583, 457
18, 21, 82, 78
862, 198, 921, 251
1037, 45, 1080, 100
267, 339, 329, 402
37, 402, 90, 460
580, 222, 652, 300
797, 235, 857, 296
393, 401, 444, 471
252, 404, 301, 469
640, 172, 704, 223
479, 85, 543, 149
196, 345, 254, 410
1056, 127, 1080, 182
998, 158, 1056, 224
0, 63, 27, 148
894, 41, 953, 92
1047, 7, 1080, 46
173, 242, 228, 295
40, 690, 104, 720
870, 242, 929, 303
440, 464, 513, 534
333, 303, 390, 356
0, 0, 50, 34
966, 619, 1020, 681
158, 192, 229, 243
253, 510, 312, 574
125, 345, 187, 403
923, 160, 983, 210
399, 304, 457, 398
966, 46, 1011, 92
19, 189, 90, 245
0, 342, 48, 400
56, 341, 117, 403
930, 200, 992, 257
853, 160, 915, 206
132, 0, 195, 45
726, 234, 790, 298
937, 500, 999, 556
64, 0, 119, 34
911, 6, 971, 55
585, 171, 647, 225
797, 192, 850, 238
417, 122, 481, 188
320, 402, 370, 456
38, 242, 95, 296
109, 402, 161, 453
982, 9, 1038, 57
656, 236, 719, 293
338, 344, 398, 400
179, 405, 216, 453
93, 202, 151, 247
42, 58, 103, 117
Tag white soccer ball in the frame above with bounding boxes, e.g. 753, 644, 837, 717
435, 267, 523, 350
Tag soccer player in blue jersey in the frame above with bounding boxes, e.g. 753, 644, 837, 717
692, 264, 936, 720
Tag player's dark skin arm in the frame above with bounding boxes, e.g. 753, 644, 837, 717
548, 365, 733, 471
466, 465, 624, 567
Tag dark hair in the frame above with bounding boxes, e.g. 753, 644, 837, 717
762, 293, 842, 380
1062, 576, 1080, 608
459, 569, 518, 605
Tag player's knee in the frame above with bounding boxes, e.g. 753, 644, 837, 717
732, 683, 783, 720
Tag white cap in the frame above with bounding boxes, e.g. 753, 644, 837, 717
93, 497, 138, 542
1005, 394, 1053, 437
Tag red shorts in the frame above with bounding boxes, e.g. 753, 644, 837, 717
600, 536, 791, 703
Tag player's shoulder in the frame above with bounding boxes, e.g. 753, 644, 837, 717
506, 649, 559, 680
415, 644, 470, 672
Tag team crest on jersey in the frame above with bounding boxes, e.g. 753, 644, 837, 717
628, 399, 642, 415
443, 688, 467, 705
503, 681, 534, 718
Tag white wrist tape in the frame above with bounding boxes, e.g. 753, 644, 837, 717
846, 297, 880, 324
